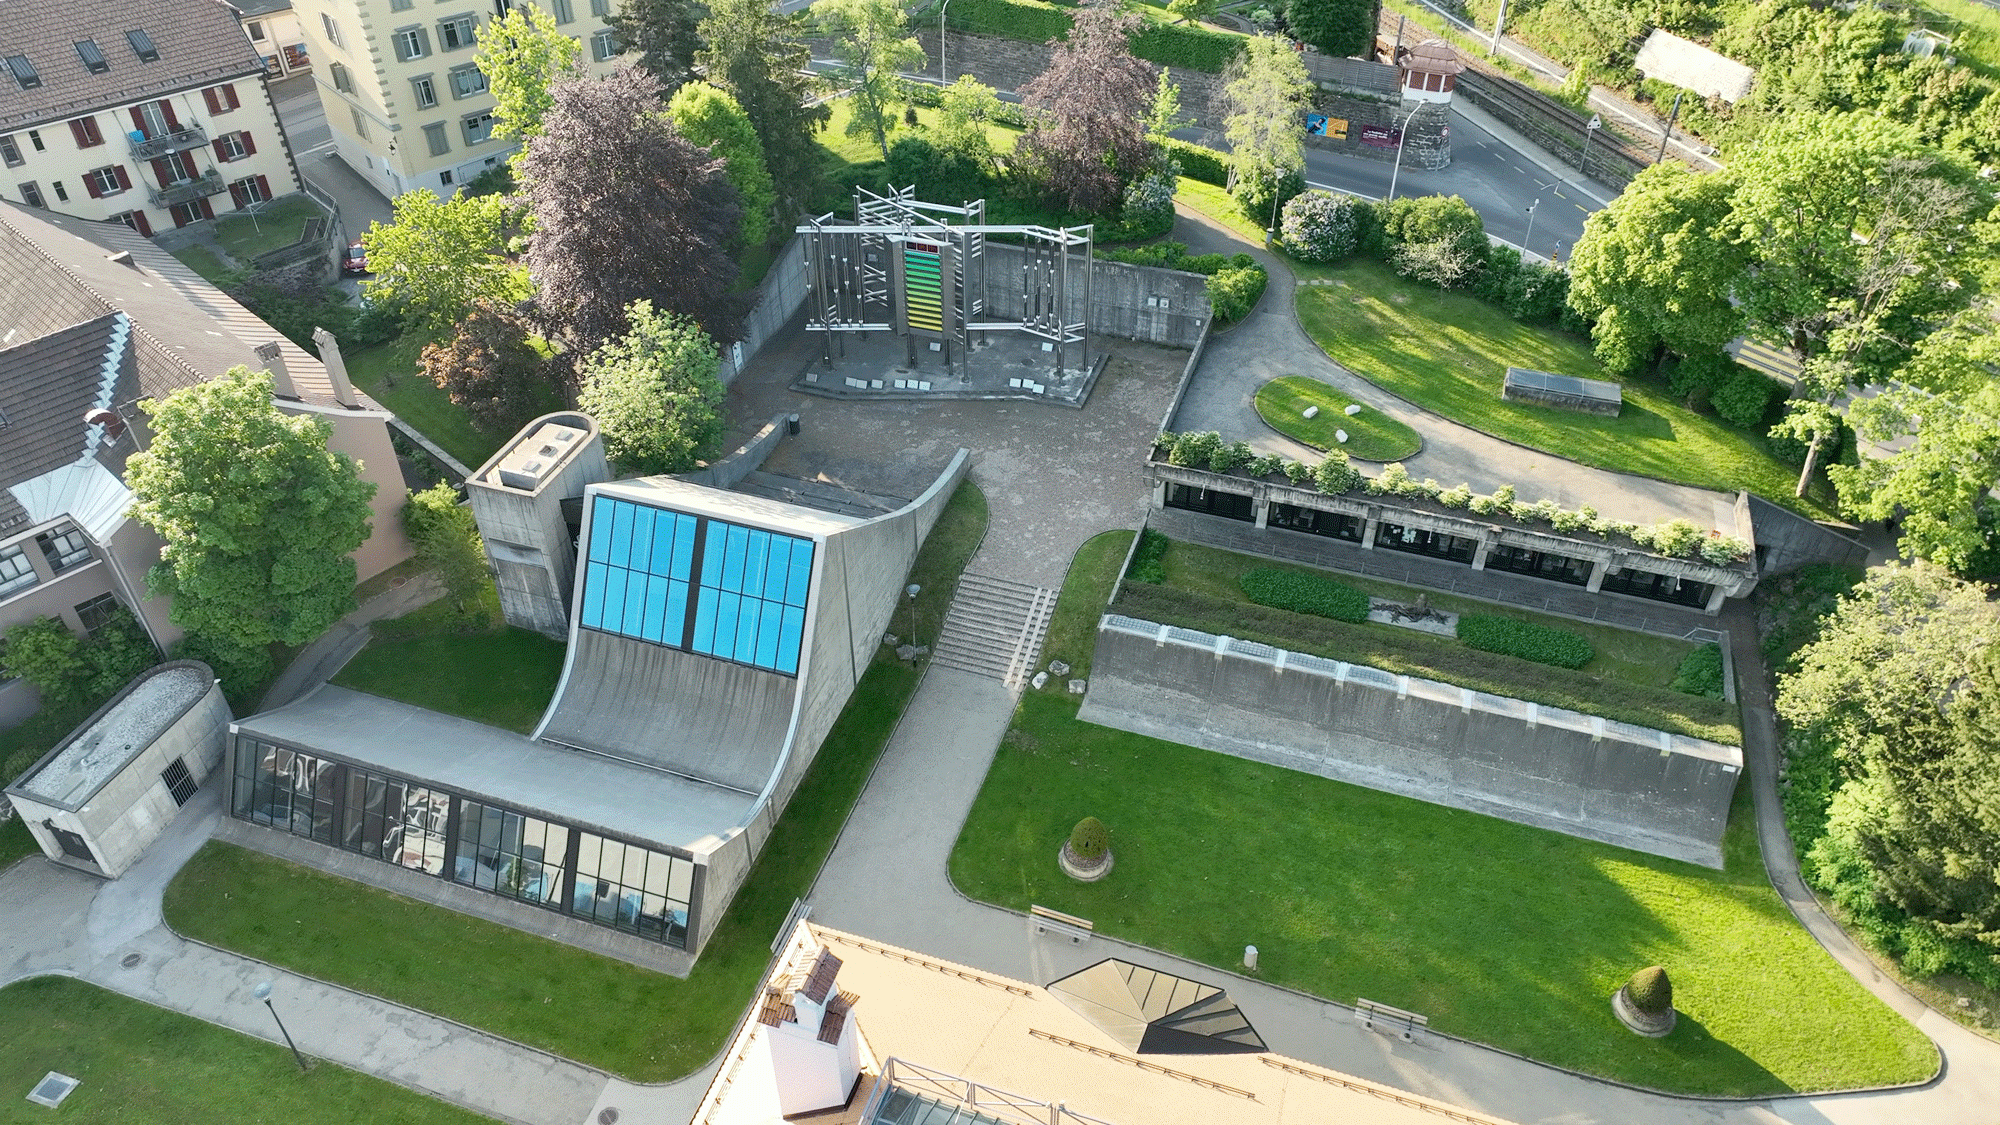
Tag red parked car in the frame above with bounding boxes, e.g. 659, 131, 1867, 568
341, 242, 369, 275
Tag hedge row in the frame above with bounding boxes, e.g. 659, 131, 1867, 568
1127, 528, 1169, 584
1670, 643, 1726, 699
1163, 138, 1229, 186
1239, 568, 1371, 623
1455, 614, 1595, 670
1113, 582, 1740, 744
943, 0, 1244, 72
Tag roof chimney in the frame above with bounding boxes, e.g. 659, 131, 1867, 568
253, 341, 300, 400
310, 326, 358, 408
105, 250, 138, 269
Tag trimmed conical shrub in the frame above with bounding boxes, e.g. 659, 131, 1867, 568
1068, 817, 1110, 862
1626, 966, 1673, 1014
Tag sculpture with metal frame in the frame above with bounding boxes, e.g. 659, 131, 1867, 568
799, 186, 1093, 382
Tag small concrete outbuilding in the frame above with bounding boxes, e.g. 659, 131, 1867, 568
5, 661, 228, 877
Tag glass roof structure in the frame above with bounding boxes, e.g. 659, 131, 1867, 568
579, 495, 815, 675
1047, 959, 1267, 1055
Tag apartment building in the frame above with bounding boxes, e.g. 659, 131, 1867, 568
236, 0, 315, 79
0, 0, 304, 232
293, 0, 625, 200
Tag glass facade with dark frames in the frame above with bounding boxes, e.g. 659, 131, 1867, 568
1374, 522, 1479, 563
1163, 483, 1255, 522
231, 738, 695, 947
1267, 502, 1364, 542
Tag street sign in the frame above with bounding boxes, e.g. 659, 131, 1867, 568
1587, 114, 1603, 130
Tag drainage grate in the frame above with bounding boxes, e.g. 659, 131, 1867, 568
120, 952, 142, 968
598, 1110, 620, 1124
160, 757, 197, 806
27, 1072, 78, 1108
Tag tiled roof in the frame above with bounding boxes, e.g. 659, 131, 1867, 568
0, 200, 374, 414
0, 0, 266, 132
800, 949, 843, 1003
0, 313, 135, 528
226, 0, 296, 18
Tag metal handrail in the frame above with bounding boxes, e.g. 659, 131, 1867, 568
129, 124, 208, 161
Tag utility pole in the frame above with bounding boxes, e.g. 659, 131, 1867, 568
1523, 198, 1538, 260
1655, 91, 1684, 165
1386, 105, 1419, 201
940, 0, 952, 85
1488, 0, 1510, 58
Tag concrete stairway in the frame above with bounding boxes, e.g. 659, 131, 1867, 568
930, 573, 1057, 691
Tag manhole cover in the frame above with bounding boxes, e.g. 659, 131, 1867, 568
597, 1110, 620, 1124
120, 953, 142, 968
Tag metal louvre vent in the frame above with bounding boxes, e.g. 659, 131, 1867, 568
161, 757, 197, 806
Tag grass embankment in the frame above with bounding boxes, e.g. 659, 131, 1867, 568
1253, 375, 1424, 461
0, 977, 493, 1124
951, 538, 1937, 1096
1175, 176, 1270, 243
1294, 259, 1837, 517
1121, 537, 1739, 743
167, 483, 988, 1082
331, 599, 566, 736
342, 339, 523, 470
167, 245, 233, 284
212, 195, 324, 260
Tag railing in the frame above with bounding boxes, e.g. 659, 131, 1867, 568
148, 169, 224, 208
129, 124, 208, 162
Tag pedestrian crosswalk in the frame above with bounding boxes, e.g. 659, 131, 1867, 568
1728, 338, 1801, 383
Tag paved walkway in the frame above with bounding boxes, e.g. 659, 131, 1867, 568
1167, 205, 1741, 530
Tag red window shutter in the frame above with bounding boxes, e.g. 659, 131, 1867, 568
224, 84, 240, 110
69, 119, 92, 147
203, 88, 220, 114
130, 107, 148, 133
151, 157, 173, 187
85, 174, 103, 199
242, 132, 256, 157
256, 174, 270, 199
172, 205, 192, 229
198, 198, 214, 220
114, 166, 132, 190
229, 181, 248, 209
213, 137, 228, 162
131, 210, 151, 237
161, 100, 180, 129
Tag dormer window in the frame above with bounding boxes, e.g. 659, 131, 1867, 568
5, 55, 40, 90
75, 40, 109, 74
125, 30, 159, 63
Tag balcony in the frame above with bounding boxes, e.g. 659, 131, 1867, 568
148, 169, 225, 208
128, 124, 209, 162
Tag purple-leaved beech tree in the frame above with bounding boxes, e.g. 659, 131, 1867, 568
520, 67, 746, 352
1015, 0, 1155, 216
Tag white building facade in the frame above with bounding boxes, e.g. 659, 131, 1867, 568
292, 0, 627, 200
0, 0, 304, 232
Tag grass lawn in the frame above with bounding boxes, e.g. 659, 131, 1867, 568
212, 196, 324, 261
0, 977, 491, 1124
166, 483, 989, 1083
1029, 531, 1134, 684
343, 338, 513, 470
1175, 177, 1269, 244
332, 612, 566, 736
0, 817, 38, 870
1252, 375, 1424, 461
168, 244, 233, 284
1118, 538, 1740, 743
1293, 259, 1838, 518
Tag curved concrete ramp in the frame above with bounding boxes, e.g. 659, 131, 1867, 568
538, 629, 795, 794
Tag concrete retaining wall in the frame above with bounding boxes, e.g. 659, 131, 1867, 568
979, 243, 1210, 349
721, 236, 810, 385
1078, 616, 1742, 867
1747, 495, 1869, 577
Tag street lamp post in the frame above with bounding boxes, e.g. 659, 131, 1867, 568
1523, 199, 1539, 259
252, 981, 309, 1073
905, 584, 923, 651
1579, 113, 1602, 182
1385, 105, 1420, 202
940, 0, 952, 86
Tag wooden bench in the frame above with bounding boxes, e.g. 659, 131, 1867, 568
1354, 998, 1429, 1042
1030, 904, 1094, 944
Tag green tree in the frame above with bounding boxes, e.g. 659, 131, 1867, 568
420, 299, 551, 435
402, 483, 490, 618
668, 82, 777, 247
1833, 381, 2000, 577
1166, 0, 1216, 23
360, 191, 529, 335
126, 369, 377, 678
820, 0, 925, 163
1777, 563, 2000, 961
1567, 162, 1748, 378
697, 0, 830, 217
1015, 0, 1154, 215
475, 4, 583, 143
1, 611, 158, 715
1144, 70, 1190, 152
1727, 112, 1989, 494
606, 0, 708, 95
933, 75, 1000, 169
1222, 35, 1311, 227
576, 301, 726, 474
1287, 0, 1376, 59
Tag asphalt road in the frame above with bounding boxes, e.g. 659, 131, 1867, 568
1294, 105, 1602, 261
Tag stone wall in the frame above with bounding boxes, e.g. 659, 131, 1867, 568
1081, 617, 1743, 867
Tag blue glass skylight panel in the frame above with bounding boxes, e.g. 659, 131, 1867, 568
579, 495, 814, 674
